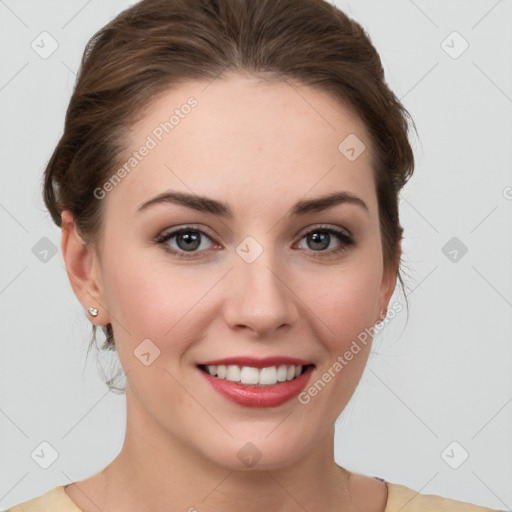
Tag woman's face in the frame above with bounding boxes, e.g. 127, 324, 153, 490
71, 73, 397, 469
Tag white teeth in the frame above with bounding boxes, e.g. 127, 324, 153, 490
202, 364, 306, 386
240, 366, 260, 384
259, 366, 277, 385
276, 365, 288, 382
226, 365, 241, 382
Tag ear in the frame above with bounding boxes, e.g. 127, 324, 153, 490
377, 237, 402, 321
61, 210, 110, 325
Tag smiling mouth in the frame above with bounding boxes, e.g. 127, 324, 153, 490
197, 363, 314, 387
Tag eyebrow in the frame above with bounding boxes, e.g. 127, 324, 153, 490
136, 190, 369, 217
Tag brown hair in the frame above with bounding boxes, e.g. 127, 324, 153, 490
43, 0, 415, 390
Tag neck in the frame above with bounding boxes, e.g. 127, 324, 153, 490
97, 391, 353, 512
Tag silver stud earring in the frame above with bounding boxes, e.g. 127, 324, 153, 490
87, 307, 98, 317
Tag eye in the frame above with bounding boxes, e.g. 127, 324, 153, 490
295, 225, 354, 257
155, 226, 218, 258
154, 224, 355, 259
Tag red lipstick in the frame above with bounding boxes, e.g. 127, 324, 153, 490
196, 357, 315, 408
196, 356, 313, 368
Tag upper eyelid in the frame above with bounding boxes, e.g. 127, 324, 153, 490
159, 224, 352, 246
295, 224, 352, 239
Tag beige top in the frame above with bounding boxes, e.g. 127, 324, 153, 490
5, 481, 503, 511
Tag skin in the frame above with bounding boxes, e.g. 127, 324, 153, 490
61, 72, 398, 512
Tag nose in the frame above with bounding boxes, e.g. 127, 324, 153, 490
222, 249, 299, 338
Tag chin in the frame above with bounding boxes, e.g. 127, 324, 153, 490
195, 425, 317, 472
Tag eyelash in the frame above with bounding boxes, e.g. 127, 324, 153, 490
154, 224, 355, 260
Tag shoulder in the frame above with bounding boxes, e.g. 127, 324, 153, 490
384, 481, 504, 512
4, 486, 81, 512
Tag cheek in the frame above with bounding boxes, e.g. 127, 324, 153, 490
295, 270, 380, 416
101, 249, 213, 367
300, 261, 381, 348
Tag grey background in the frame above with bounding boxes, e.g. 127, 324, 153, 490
0, 0, 511, 510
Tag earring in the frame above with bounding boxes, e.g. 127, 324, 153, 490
87, 307, 98, 317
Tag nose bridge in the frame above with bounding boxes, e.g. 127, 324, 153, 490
224, 240, 297, 335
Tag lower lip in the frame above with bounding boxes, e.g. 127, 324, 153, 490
198, 366, 315, 408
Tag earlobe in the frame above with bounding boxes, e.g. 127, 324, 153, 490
61, 210, 108, 324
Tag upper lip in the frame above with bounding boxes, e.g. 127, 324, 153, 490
196, 356, 314, 368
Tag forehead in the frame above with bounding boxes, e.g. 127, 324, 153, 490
130, 72, 371, 151
106, 73, 377, 218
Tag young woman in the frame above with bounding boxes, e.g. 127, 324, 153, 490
7, 0, 502, 511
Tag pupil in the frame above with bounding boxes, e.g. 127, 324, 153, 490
309, 232, 329, 250
176, 231, 331, 252
177, 232, 200, 251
